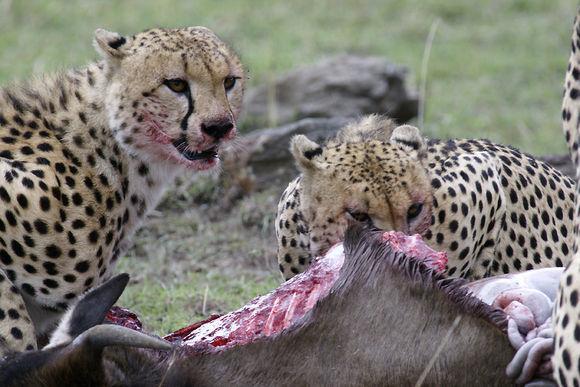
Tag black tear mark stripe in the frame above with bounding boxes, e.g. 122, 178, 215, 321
178, 58, 195, 131
180, 89, 194, 131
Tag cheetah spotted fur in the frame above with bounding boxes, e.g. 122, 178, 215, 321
276, 115, 575, 281
553, 9, 580, 386
0, 27, 244, 354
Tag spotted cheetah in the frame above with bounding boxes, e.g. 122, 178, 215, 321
276, 115, 575, 281
0, 27, 244, 354
553, 9, 580, 386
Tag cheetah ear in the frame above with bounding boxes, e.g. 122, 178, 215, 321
291, 135, 324, 172
93, 29, 130, 60
389, 125, 426, 158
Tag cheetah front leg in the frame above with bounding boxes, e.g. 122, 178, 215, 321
0, 269, 36, 355
276, 177, 312, 280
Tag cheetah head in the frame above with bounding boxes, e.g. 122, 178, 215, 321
94, 27, 244, 171
292, 122, 433, 258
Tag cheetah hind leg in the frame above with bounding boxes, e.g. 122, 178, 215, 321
0, 269, 36, 355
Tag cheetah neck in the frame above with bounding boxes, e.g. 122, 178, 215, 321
80, 63, 180, 251
6, 62, 179, 254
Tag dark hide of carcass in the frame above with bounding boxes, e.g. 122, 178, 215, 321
2, 225, 515, 386
0, 274, 171, 387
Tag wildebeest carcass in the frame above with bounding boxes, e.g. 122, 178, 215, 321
2, 225, 535, 386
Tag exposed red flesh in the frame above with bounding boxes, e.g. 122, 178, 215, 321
161, 231, 447, 352
106, 306, 143, 332
169, 243, 345, 350
164, 314, 222, 343
381, 232, 448, 271
106, 233, 447, 350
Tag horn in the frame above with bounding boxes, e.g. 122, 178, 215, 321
73, 324, 173, 351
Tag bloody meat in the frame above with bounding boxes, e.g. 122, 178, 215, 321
162, 231, 447, 352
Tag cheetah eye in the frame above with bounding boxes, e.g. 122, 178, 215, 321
163, 79, 189, 93
223, 76, 238, 92
346, 209, 371, 223
407, 203, 423, 220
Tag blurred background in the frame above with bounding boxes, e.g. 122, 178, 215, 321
0, 0, 576, 333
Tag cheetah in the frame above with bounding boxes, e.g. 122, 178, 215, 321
276, 115, 575, 281
0, 27, 244, 354
553, 9, 580, 386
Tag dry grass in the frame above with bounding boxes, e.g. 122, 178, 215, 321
117, 183, 281, 334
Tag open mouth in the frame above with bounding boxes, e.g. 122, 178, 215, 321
172, 139, 218, 161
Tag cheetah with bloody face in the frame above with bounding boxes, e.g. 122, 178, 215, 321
553, 9, 580, 386
276, 115, 575, 281
0, 27, 244, 354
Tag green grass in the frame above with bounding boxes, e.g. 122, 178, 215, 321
118, 271, 278, 334
115, 186, 282, 334
0, 0, 577, 333
0, 0, 577, 153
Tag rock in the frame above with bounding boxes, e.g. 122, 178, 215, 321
242, 55, 419, 128
537, 154, 574, 179
214, 137, 573, 214
223, 117, 575, 196
223, 117, 351, 190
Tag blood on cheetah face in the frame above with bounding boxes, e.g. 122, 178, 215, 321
94, 27, 244, 171
291, 125, 433, 258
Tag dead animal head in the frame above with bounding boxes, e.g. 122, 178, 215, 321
0, 273, 171, 387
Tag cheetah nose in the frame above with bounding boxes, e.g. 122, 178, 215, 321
201, 120, 234, 140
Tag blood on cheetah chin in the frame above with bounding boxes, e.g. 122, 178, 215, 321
157, 231, 447, 352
